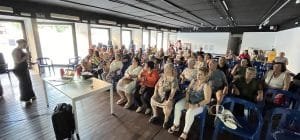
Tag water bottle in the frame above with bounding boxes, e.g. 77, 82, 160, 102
60, 68, 64, 78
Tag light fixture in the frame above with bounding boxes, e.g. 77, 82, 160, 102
0, 6, 13, 13
295, 22, 299, 25
81, 20, 88, 23
98, 19, 117, 25
270, 26, 274, 30
20, 12, 31, 17
50, 13, 80, 21
296, 0, 300, 4
215, 26, 218, 30
127, 24, 141, 28
147, 26, 157, 30
230, 16, 234, 21
263, 18, 270, 26
259, 25, 262, 29
222, 0, 229, 11
160, 28, 169, 32
170, 29, 177, 33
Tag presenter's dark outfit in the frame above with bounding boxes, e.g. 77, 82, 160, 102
13, 48, 35, 101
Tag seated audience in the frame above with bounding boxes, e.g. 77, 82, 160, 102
275, 52, 288, 65
149, 63, 178, 128
135, 61, 160, 114
208, 60, 228, 105
195, 54, 205, 69
217, 57, 229, 76
204, 53, 212, 65
116, 57, 142, 108
104, 54, 123, 82
232, 67, 264, 102
231, 58, 251, 80
179, 58, 197, 90
168, 67, 212, 140
79, 48, 93, 72
266, 48, 276, 63
264, 62, 291, 90
239, 50, 250, 60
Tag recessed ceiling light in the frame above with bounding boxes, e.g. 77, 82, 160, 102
296, 0, 300, 4
295, 22, 299, 25
259, 25, 262, 29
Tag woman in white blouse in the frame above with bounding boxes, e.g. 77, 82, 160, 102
116, 57, 143, 108
265, 62, 291, 90
105, 54, 123, 82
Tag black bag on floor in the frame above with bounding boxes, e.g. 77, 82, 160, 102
52, 103, 75, 140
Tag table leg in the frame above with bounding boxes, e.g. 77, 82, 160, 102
42, 80, 49, 107
72, 100, 80, 139
110, 86, 114, 114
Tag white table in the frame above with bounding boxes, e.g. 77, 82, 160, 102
43, 77, 113, 138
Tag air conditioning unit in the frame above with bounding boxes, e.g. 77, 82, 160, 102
98, 20, 117, 25
50, 13, 80, 21
0, 6, 13, 13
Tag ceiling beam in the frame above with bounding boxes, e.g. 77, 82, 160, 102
134, 0, 205, 27
60, 0, 183, 28
160, 0, 215, 27
108, 0, 201, 27
259, 0, 291, 27
215, 0, 236, 26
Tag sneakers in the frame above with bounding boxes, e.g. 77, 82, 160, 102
136, 107, 143, 113
145, 108, 151, 115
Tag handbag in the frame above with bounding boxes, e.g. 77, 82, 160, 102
189, 91, 204, 104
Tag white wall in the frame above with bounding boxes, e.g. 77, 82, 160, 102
177, 32, 230, 54
241, 32, 277, 51
274, 27, 300, 73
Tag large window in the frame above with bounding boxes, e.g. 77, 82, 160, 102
91, 28, 110, 46
150, 30, 157, 47
122, 30, 131, 49
0, 21, 24, 69
157, 32, 163, 49
37, 24, 75, 65
143, 30, 149, 50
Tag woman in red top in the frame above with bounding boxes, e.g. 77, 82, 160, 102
135, 61, 160, 115
239, 50, 250, 60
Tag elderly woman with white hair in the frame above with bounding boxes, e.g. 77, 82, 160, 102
149, 63, 178, 128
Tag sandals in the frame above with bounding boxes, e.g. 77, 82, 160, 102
178, 132, 187, 140
116, 99, 126, 105
168, 125, 179, 134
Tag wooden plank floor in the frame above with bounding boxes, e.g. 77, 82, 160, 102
0, 71, 179, 140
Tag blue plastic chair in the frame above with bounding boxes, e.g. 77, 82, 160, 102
264, 88, 299, 109
212, 97, 263, 140
265, 108, 300, 140
181, 106, 208, 140
195, 106, 208, 140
